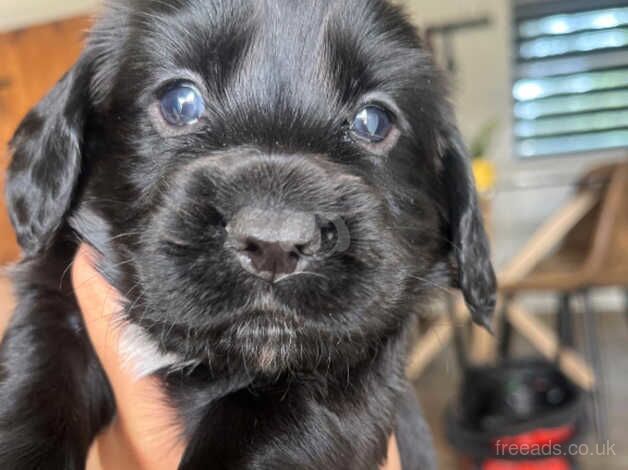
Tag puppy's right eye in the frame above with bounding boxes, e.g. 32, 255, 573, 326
159, 84, 205, 127
350, 105, 393, 144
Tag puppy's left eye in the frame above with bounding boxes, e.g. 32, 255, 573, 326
159, 84, 205, 126
350, 105, 393, 143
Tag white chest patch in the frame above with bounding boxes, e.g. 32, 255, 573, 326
118, 322, 185, 379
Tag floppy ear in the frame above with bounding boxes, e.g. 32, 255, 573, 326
441, 130, 497, 330
6, 55, 92, 256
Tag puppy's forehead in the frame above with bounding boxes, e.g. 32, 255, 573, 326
125, 0, 422, 105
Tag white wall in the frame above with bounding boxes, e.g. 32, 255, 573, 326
0, 0, 98, 32
400, 0, 511, 160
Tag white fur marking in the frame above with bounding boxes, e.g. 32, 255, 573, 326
118, 323, 184, 379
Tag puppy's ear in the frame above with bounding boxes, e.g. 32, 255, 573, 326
6, 55, 92, 256
441, 130, 497, 330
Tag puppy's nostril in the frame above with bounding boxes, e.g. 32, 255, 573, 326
244, 240, 261, 253
295, 244, 307, 254
207, 209, 227, 229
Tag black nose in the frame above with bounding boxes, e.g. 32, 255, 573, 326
226, 208, 321, 282
239, 238, 300, 281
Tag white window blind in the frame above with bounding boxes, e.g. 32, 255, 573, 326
513, 0, 628, 158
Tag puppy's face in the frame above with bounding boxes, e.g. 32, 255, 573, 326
7, 0, 496, 374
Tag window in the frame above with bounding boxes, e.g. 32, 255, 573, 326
512, 0, 628, 158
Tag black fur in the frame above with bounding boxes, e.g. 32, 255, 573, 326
1, 1, 496, 469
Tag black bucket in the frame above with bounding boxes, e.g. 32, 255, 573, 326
445, 358, 584, 469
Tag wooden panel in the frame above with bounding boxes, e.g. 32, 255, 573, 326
0, 16, 91, 264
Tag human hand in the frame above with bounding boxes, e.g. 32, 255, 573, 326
73, 244, 185, 469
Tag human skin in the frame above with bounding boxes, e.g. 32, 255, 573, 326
68, 245, 401, 470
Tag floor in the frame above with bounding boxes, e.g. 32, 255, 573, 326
412, 310, 628, 469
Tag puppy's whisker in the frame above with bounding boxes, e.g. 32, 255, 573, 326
407, 274, 454, 296
80, 196, 132, 206
122, 282, 143, 304
106, 231, 143, 242
275, 271, 330, 283
59, 257, 80, 289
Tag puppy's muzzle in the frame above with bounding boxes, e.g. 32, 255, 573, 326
226, 208, 338, 283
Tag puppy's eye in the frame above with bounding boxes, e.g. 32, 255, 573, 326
159, 84, 205, 126
350, 105, 392, 143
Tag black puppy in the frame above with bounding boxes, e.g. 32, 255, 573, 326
0, 0, 496, 468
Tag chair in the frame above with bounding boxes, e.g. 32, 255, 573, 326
500, 160, 628, 441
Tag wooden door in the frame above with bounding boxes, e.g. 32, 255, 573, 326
0, 16, 90, 264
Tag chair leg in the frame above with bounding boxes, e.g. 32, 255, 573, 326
556, 293, 574, 350
579, 290, 608, 442
447, 294, 468, 370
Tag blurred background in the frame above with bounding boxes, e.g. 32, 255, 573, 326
0, 0, 627, 469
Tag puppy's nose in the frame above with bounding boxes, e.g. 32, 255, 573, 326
239, 238, 300, 281
226, 208, 320, 282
